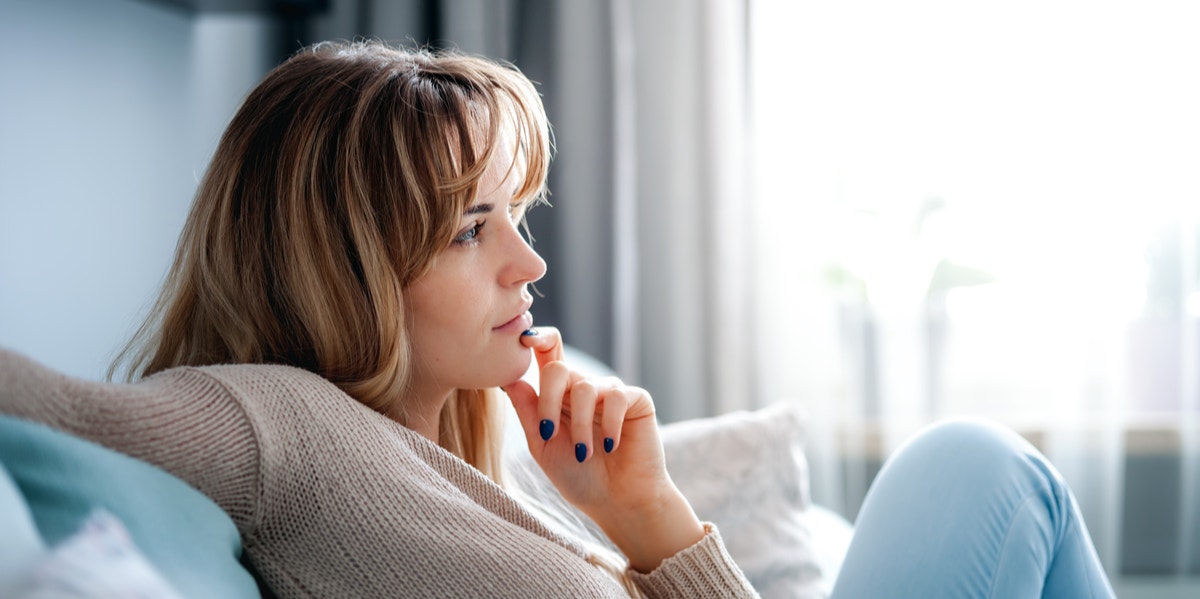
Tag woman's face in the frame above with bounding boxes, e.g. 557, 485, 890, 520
403, 138, 546, 402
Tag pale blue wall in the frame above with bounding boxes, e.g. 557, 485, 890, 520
0, 0, 275, 379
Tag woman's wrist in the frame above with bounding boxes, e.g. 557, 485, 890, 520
601, 488, 706, 573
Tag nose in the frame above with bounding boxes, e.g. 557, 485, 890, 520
502, 223, 546, 287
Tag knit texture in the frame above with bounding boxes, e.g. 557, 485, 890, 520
0, 349, 757, 598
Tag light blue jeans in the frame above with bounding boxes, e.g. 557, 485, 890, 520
831, 418, 1117, 598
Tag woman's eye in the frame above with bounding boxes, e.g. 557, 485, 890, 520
453, 221, 485, 245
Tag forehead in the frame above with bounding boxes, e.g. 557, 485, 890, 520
476, 125, 525, 197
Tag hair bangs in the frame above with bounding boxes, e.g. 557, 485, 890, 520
426, 59, 552, 235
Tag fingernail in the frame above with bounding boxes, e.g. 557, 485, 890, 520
603, 437, 614, 453
522, 328, 539, 336
575, 443, 587, 463
539, 419, 554, 441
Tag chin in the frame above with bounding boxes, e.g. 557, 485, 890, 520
495, 351, 534, 387
467, 350, 533, 390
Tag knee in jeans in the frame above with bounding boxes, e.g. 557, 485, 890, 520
918, 417, 1027, 452
891, 417, 1047, 481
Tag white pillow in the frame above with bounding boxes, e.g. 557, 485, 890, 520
660, 402, 826, 598
503, 402, 830, 599
11, 509, 184, 599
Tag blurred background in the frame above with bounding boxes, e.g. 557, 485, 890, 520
1, 0, 1197, 595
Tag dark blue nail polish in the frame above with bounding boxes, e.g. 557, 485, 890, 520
604, 437, 614, 453
575, 443, 588, 463
522, 328, 539, 336
539, 419, 554, 441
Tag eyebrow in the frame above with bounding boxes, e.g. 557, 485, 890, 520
464, 203, 493, 216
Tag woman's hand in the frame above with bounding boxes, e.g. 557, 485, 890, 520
502, 327, 705, 572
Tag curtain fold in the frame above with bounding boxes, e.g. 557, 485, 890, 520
1181, 210, 1200, 573
627, 0, 753, 422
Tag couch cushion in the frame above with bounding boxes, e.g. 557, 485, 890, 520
0, 415, 259, 599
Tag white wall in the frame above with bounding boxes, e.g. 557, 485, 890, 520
0, 0, 275, 379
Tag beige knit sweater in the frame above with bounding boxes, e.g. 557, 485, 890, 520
0, 349, 757, 598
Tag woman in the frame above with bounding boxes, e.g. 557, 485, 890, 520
0, 41, 1114, 597
2, 40, 745, 598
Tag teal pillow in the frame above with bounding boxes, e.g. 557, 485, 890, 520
0, 415, 260, 599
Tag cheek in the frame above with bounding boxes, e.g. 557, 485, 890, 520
408, 286, 488, 346
404, 261, 496, 359
404, 288, 447, 356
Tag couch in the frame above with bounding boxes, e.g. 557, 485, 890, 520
0, 349, 852, 598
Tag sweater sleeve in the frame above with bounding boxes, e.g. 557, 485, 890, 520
628, 523, 759, 598
0, 348, 261, 530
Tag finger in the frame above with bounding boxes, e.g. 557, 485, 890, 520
536, 361, 571, 442
623, 385, 656, 421
568, 380, 599, 463
599, 388, 631, 454
520, 326, 564, 370
502, 380, 542, 449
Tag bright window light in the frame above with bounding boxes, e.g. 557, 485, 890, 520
751, 0, 1200, 419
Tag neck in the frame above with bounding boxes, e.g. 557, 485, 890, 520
390, 387, 453, 445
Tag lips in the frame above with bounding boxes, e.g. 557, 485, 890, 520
494, 310, 533, 333
493, 300, 534, 333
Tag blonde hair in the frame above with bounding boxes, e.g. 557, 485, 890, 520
111, 40, 551, 482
